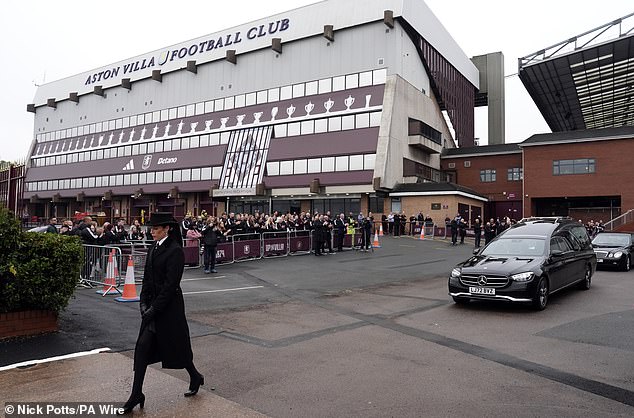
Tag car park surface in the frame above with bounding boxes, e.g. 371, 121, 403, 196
1, 236, 632, 417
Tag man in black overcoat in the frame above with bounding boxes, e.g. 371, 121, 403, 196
119, 212, 204, 414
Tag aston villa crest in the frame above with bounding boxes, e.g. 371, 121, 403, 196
142, 155, 153, 170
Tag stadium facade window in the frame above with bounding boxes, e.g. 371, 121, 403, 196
507, 167, 523, 181
480, 169, 496, 183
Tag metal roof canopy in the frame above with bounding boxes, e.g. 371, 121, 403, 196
518, 13, 634, 132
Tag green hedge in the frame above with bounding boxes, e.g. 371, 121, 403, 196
0, 207, 83, 313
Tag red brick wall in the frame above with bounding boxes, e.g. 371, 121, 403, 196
441, 153, 523, 219
522, 138, 634, 216
0, 310, 58, 340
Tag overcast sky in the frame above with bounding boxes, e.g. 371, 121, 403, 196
1, 0, 632, 161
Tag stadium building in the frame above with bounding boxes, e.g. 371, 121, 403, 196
22, 0, 500, 222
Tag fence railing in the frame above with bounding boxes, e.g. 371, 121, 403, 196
604, 209, 634, 231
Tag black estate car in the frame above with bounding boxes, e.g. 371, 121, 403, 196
448, 217, 596, 310
592, 232, 634, 271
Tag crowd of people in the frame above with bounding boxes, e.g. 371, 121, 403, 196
45, 215, 147, 245
45, 211, 608, 257
180, 210, 376, 256
582, 219, 605, 239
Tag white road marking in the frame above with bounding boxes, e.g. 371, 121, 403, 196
399, 245, 416, 248
183, 286, 264, 295
0, 348, 111, 372
182, 276, 227, 282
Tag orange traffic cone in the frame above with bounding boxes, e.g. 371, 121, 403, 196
372, 231, 381, 248
115, 257, 140, 302
97, 249, 120, 296
379, 223, 384, 236
419, 226, 425, 240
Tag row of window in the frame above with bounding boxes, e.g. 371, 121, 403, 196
478, 159, 596, 183
27, 152, 376, 192
553, 159, 595, 175
266, 154, 376, 176
26, 166, 223, 192
479, 168, 524, 183
37, 68, 388, 141
31, 111, 381, 168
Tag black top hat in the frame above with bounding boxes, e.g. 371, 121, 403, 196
147, 212, 178, 226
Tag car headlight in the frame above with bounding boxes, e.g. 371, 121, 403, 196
612, 251, 623, 259
450, 268, 461, 278
511, 272, 534, 282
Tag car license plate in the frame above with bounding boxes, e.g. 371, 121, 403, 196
469, 287, 495, 295
597, 259, 603, 263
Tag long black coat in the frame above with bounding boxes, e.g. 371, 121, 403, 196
137, 236, 193, 369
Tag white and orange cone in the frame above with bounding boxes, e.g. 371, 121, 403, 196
97, 249, 119, 295
419, 226, 425, 240
372, 231, 381, 248
115, 256, 140, 303
379, 223, 384, 236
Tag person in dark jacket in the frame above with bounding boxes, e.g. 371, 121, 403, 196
450, 215, 459, 245
473, 217, 482, 248
119, 212, 203, 414
312, 214, 324, 256
333, 213, 346, 252
201, 217, 219, 274
484, 219, 496, 245
45, 217, 58, 234
458, 218, 467, 244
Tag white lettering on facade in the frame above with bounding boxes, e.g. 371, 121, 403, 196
157, 157, 178, 165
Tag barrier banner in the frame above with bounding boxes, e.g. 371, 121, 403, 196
353, 233, 364, 247
234, 239, 262, 260
183, 246, 200, 266
263, 237, 288, 257
289, 235, 310, 253
215, 242, 234, 264
413, 226, 422, 235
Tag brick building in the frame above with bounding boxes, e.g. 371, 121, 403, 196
521, 127, 634, 223
440, 126, 634, 224
440, 143, 522, 221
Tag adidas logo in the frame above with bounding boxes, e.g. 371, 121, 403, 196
122, 159, 135, 171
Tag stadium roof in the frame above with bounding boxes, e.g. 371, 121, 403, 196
518, 13, 634, 132
520, 125, 634, 147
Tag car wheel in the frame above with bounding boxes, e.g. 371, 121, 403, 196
452, 296, 469, 305
532, 277, 549, 311
579, 265, 592, 290
622, 255, 631, 272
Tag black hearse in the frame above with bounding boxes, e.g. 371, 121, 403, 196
449, 217, 596, 310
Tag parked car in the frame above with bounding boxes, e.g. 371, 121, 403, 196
448, 217, 596, 310
592, 232, 634, 271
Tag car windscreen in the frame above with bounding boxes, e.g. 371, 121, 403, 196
592, 234, 630, 247
481, 238, 546, 257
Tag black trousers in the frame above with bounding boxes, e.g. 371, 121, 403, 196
203, 245, 216, 270
335, 230, 345, 251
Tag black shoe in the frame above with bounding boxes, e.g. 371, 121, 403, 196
184, 374, 204, 397
118, 393, 145, 415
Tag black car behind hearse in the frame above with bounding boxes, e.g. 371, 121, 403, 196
448, 217, 596, 310
592, 232, 634, 271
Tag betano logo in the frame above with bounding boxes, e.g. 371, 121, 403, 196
122, 159, 135, 171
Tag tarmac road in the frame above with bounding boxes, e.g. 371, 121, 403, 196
1, 236, 634, 417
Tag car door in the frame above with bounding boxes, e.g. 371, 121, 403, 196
547, 235, 576, 291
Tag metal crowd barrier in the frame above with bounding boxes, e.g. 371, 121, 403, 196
183, 238, 202, 268
289, 230, 312, 255
79, 244, 123, 289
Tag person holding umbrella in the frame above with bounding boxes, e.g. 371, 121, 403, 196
119, 212, 204, 414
